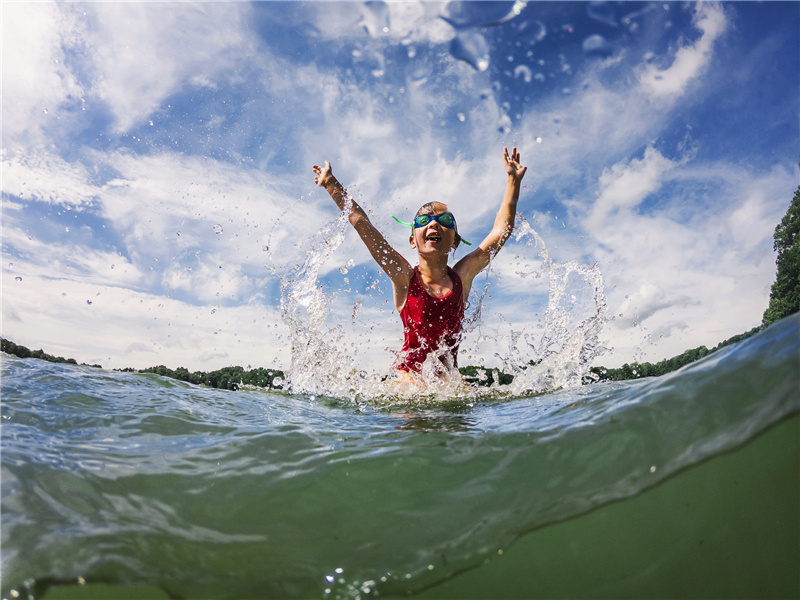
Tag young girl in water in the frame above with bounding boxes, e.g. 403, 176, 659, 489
313, 147, 527, 383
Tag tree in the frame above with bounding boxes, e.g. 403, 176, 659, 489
763, 186, 800, 326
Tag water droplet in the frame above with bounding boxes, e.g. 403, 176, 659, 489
176, 231, 182, 237
450, 31, 490, 72
536, 136, 543, 143
457, 112, 466, 122
86, 299, 92, 305
587, 2, 618, 27
513, 64, 533, 83
15, 276, 22, 283
213, 224, 223, 234
443, 2, 522, 27
211, 309, 217, 314
42, 108, 48, 115
360, 1, 389, 37
582, 34, 613, 57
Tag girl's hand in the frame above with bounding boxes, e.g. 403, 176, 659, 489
313, 161, 335, 188
503, 147, 527, 181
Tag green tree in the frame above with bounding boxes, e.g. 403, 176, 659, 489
763, 186, 800, 326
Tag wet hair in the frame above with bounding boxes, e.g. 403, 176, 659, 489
414, 201, 447, 217
414, 202, 461, 248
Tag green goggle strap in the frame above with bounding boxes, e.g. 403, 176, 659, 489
391, 215, 472, 246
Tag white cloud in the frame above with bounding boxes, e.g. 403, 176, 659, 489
582, 158, 796, 366
1, 223, 144, 289
2, 150, 99, 208
162, 253, 250, 303
639, 3, 727, 100
613, 282, 692, 328
587, 146, 678, 224
91, 150, 305, 279
1, 3, 86, 147
83, 3, 257, 133
1, 268, 287, 371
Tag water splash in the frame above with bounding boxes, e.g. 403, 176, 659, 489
504, 215, 607, 393
277, 201, 606, 405
279, 196, 356, 397
442, 1, 527, 29
450, 31, 490, 72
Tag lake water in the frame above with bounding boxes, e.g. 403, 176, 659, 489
2, 314, 798, 599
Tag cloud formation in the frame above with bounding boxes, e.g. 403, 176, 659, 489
640, 3, 727, 99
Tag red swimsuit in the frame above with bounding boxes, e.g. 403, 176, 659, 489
396, 266, 465, 373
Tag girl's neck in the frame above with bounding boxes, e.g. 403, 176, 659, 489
417, 255, 449, 284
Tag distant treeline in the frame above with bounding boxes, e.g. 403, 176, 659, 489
0, 338, 285, 391
0, 339, 101, 369
0, 335, 498, 390
3, 188, 797, 389
134, 365, 285, 391
587, 327, 760, 382
458, 365, 515, 387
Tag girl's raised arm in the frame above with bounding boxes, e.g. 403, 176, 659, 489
313, 161, 414, 311
454, 147, 527, 297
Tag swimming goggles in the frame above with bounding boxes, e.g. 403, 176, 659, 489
391, 213, 472, 245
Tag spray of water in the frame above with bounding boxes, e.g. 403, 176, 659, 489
277, 203, 607, 405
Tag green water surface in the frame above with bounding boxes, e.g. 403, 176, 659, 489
42, 413, 798, 600
413, 413, 800, 599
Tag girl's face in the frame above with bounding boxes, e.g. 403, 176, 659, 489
410, 202, 459, 254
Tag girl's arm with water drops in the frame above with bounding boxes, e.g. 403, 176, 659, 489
454, 147, 527, 297
313, 161, 414, 310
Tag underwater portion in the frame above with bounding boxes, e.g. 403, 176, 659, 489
2, 314, 797, 599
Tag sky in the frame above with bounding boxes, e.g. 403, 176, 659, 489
2, 1, 798, 374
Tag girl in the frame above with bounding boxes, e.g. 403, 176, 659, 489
313, 147, 527, 382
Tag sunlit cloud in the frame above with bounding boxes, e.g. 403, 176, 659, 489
1, 3, 86, 148
639, 3, 727, 100
2, 150, 99, 208
587, 146, 679, 223
82, 3, 257, 134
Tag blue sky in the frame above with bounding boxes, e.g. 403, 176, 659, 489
2, 1, 798, 373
